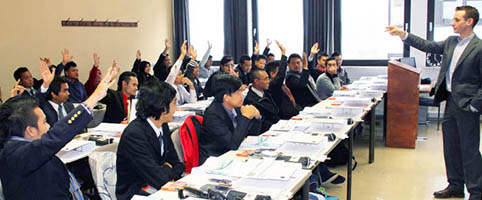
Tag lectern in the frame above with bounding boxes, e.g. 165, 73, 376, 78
386, 60, 421, 148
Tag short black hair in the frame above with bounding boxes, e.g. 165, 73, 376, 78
208, 55, 213, 60
266, 61, 280, 77
249, 69, 265, 81
220, 56, 233, 66
456, 5, 479, 28
0, 96, 39, 148
318, 52, 329, 59
136, 80, 177, 120
64, 61, 77, 74
117, 71, 137, 91
139, 61, 151, 74
325, 57, 337, 66
13, 67, 29, 81
214, 74, 242, 103
331, 52, 341, 57
256, 55, 267, 62
288, 53, 302, 63
267, 53, 275, 57
47, 76, 68, 100
239, 55, 251, 65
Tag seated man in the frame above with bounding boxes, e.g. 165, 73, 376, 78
13, 67, 41, 97
316, 57, 348, 100
244, 69, 280, 133
235, 55, 252, 85
251, 41, 268, 70
100, 71, 138, 123
116, 80, 185, 199
64, 61, 88, 103
331, 52, 351, 85
286, 53, 321, 108
40, 76, 75, 126
203, 56, 236, 98
199, 74, 262, 164
165, 42, 197, 105
0, 59, 118, 199
266, 42, 300, 120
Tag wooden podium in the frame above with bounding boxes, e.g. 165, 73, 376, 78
386, 60, 421, 148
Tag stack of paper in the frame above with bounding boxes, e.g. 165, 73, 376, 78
57, 140, 96, 163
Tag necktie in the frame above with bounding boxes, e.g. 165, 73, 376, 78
230, 112, 238, 128
67, 170, 84, 200
158, 132, 164, 156
282, 84, 297, 107
58, 104, 65, 120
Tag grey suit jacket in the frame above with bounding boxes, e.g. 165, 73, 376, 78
316, 73, 341, 100
405, 33, 482, 112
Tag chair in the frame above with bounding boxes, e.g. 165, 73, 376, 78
88, 143, 118, 200
178, 115, 204, 173
419, 97, 441, 130
170, 129, 184, 163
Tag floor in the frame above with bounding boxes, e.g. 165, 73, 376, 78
325, 121, 481, 200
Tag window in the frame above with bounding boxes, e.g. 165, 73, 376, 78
433, 0, 482, 41
257, 0, 303, 57
341, 0, 406, 60
188, 0, 224, 60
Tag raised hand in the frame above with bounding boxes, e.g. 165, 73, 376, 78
181, 77, 194, 89
84, 60, 120, 108
385, 25, 406, 37
61, 48, 73, 65
136, 50, 141, 60
254, 41, 259, 55
302, 52, 308, 69
208, 41, 213, 49
266, 38, 272, 47
310, 43, 320, 57
180, 40, 187, 57
40, 58, 55, 88
165, 39, 171, 49
276, 40, 286, 55
188, 45, 194, 57
93, 53, 100, 67
9, 79, 25, 98
192, 48, 198, 61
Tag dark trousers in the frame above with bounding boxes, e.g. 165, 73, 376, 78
442, 95, 482, 199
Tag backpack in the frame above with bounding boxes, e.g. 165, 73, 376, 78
179, 115, 204, 173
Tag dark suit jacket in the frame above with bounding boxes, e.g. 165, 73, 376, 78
286, 69, 320, 108
116, 119, 184, 200
405, 34, 482, 112
0, 106, 92, 200
308, 59, 324, 80
41, 101, 75, 127
198, 101, 262, 164
268, 55, 299, 119
235, 66, 251, 85
100, 89, 130, 123
243, 87, 280, 133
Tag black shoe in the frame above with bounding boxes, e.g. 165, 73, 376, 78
433, 187, 464, 199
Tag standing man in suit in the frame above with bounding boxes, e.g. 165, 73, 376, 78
0, 59, 118, 200
286, 53, 321, 108
116, 81, 185, 199
244, 69, 280, 133
387, 5, 482, 200
39, 76, 75, 126
199, 74, 261, 164
100, 71, 138, 123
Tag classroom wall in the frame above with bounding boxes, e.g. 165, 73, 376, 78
0, 0, 173, 101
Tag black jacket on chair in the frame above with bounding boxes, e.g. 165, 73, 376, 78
286, 69, 320, 108
198, 101, 262, 165
0, 106, 93, 200
100, 89, 131, 123
116, 119, 184, 200
243, 87, 280, 133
